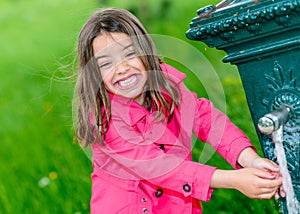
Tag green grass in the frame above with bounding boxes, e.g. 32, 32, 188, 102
0, 0, 280, 213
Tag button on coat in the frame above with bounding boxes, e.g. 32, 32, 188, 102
155, 189, 163, 197
183, 184, 191, 192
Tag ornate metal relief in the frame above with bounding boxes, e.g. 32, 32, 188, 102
275, 14, 292, 27
186, 0, 300, 43
261, 61, 300, 201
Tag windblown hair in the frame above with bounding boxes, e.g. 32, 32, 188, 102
76, 8, 180, 147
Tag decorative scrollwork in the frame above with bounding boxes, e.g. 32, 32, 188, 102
186, 0, 300, 42
262, 61, 300, 132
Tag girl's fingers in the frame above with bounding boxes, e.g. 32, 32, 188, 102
252, 158, 280, 172
261, 159, 279, 172
279, 185, 286, 197
275, 191, 279, 199
254, 187, 278, 199
262, 178, 282, 189
264, 162, 280, 172
254, 169, 278, 180
258, 187, 279, 194
258, 192, 277, 199
254, 171, 282, 189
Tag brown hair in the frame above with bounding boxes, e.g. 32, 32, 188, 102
76, 8, 180, 147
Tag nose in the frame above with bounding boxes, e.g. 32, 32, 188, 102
115, 60, 129, 75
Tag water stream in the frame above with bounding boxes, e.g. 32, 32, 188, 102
273, 126, 300, 214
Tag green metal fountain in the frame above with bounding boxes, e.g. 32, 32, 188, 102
186, 0, 300, 213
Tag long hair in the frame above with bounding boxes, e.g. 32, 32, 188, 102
76, 8, 180, 147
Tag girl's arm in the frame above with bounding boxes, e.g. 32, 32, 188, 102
237, 147, 260, 167
189, 90, 283, 199
238, 147, 279, 172
210, 168, 282, 199
192, 94, 279, 173
192, 96, 255, 169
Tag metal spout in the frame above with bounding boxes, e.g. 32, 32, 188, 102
258, 104, 292, 135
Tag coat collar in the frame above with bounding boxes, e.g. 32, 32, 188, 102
108, 92, 149, 127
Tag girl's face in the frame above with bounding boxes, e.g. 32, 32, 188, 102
92, 32, 147, 105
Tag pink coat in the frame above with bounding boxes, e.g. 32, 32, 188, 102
90, 63, 254, 213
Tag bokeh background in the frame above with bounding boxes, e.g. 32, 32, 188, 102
0, 0, 280, 213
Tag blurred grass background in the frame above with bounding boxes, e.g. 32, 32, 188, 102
0, 0, 280, 213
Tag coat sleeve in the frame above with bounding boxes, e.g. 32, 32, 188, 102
191, 93, 255, 169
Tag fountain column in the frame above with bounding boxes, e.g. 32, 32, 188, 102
186, 0, 300, 213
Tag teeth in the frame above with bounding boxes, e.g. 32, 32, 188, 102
119, 75, 137, 87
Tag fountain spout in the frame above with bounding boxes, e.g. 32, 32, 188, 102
258, 104, 292, 136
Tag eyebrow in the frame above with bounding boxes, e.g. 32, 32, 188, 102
95, 55, 109, 60
95, 43, 134, 60
123, 43, 134, 50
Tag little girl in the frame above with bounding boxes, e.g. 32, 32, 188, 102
75, 8, 282, 214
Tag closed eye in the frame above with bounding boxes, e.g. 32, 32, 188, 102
125, 51, 136, 58
99, 61, 112, 69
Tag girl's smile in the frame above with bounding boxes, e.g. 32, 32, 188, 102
92, 32, 147, 105
116, 74, 138, 89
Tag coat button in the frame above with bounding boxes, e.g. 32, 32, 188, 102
142, 208, 148, 213
141, 197, 147, 202
155, 188, 163, 197
183, 184, 191, 192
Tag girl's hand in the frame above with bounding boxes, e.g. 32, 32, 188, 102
233, 168, 282, 199
237, 147, 285, 198
251, 157, 285, 198
251, 157, 279, 172
210, 168, 282, 199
